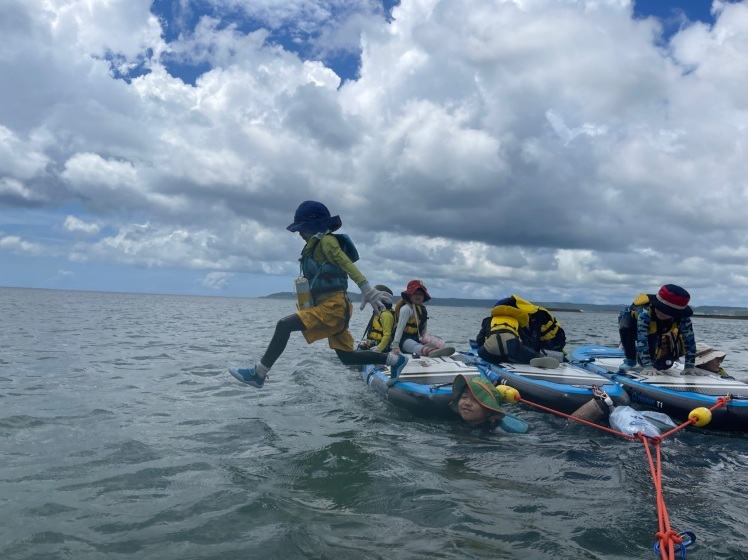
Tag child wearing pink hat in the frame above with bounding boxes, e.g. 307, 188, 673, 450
391, 280, 455, 358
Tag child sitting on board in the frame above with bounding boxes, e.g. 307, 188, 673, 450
358, 285, 396, 353
475, 298, 559, 368
391, 280, 455, 358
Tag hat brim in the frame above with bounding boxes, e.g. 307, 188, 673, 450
374, 285, 394, 296
650, 295, 693, 319
450, 375, 504, 415
401, 287, 431, 302
286, 215, 342, 234
695, 350, 726, 365
449, 375, 467, 412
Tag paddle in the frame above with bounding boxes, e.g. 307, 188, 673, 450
498, 413, 529, 434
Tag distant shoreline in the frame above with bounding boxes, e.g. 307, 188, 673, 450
261, 292, 748, 319
4, 286, 746, 318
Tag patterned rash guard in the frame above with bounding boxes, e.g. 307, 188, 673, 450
634, 305, 696, 369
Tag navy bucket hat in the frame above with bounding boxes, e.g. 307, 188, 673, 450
286, 201, 342, 234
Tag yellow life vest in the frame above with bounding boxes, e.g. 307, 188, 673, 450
394, 299, 427, 340
631, 293, 669, 335
630, 293, 683, 358
511, 294, 562, 343
367, 309, 395, 344
489, 304, 530, 338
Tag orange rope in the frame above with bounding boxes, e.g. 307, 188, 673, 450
517, 397, 637, 439
513, 395, 732, 560
639, 433, 683, 560
647, 397, 731, 559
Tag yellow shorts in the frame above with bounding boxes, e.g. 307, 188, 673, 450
298, 292, 354, 352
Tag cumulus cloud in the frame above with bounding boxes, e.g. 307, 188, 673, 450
0, 234, 42, 255
63, 215, 101, 235
1, 0, 748, 304
0, 177, 47, 206
200, 271, 233, 290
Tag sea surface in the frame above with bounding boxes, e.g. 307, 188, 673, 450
2, 287, 748, 560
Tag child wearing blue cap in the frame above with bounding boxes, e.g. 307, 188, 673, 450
229, 201, 409, 388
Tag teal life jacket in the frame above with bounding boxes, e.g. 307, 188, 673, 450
300, 234, 359, 296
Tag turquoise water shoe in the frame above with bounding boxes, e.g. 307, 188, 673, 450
386, 354, 409, 387
229, 366, 266, 388
619, 359, 638, 373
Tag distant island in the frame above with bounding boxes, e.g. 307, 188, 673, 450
261, 292, 748, 318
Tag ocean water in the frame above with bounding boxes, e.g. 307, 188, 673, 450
2, 287, 748, 560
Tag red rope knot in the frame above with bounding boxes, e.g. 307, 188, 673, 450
716, 396, 731, 407
635, 432, 661, 445
655, 528, 683, 545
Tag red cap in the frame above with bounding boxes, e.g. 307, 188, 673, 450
401, 279, 431, 302
653, 284, 692, 318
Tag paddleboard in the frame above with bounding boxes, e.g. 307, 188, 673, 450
361, 352, 529, 432
571, 345, 748, 431
465, 348, 630, 414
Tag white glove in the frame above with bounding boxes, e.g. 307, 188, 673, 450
369, 346, 382, 353
391, 344, 400, 355
359, 281, 391, 314
639, 367, 659, 377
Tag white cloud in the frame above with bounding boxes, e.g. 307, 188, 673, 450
3, 0, 748, 304
63, 215, 100, 235
69, 220, 297, 275
0, 234, 42, 255
46, 0, 165, 62
0, 125, 50, 181
200, 271, 233, 290
0, 177, 47, 205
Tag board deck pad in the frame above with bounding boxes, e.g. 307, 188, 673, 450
492, 361, 614, 387
574, 347, 748, 398
387, 354, 481, 386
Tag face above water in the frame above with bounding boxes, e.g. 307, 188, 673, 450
458, 390, 491, 426
410, 290, 426, 305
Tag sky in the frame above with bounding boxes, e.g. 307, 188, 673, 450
1, 0, 747, 306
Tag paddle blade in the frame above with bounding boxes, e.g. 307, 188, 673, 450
498, 413, 529, 433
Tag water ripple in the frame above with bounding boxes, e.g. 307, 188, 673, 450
2, 290, 748, 559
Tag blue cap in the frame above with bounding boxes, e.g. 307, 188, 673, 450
286, 201, 342, 234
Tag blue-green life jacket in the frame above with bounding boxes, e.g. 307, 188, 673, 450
300, 234, 359, 296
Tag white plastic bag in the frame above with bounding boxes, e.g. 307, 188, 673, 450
640, 411, 678, 432
609, 406, 661, 438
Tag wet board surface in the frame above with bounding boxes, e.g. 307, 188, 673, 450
487, 361, 617, 387
572, 346, 748, 398
387, 354, 481, 386
463, 349, 630, 413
